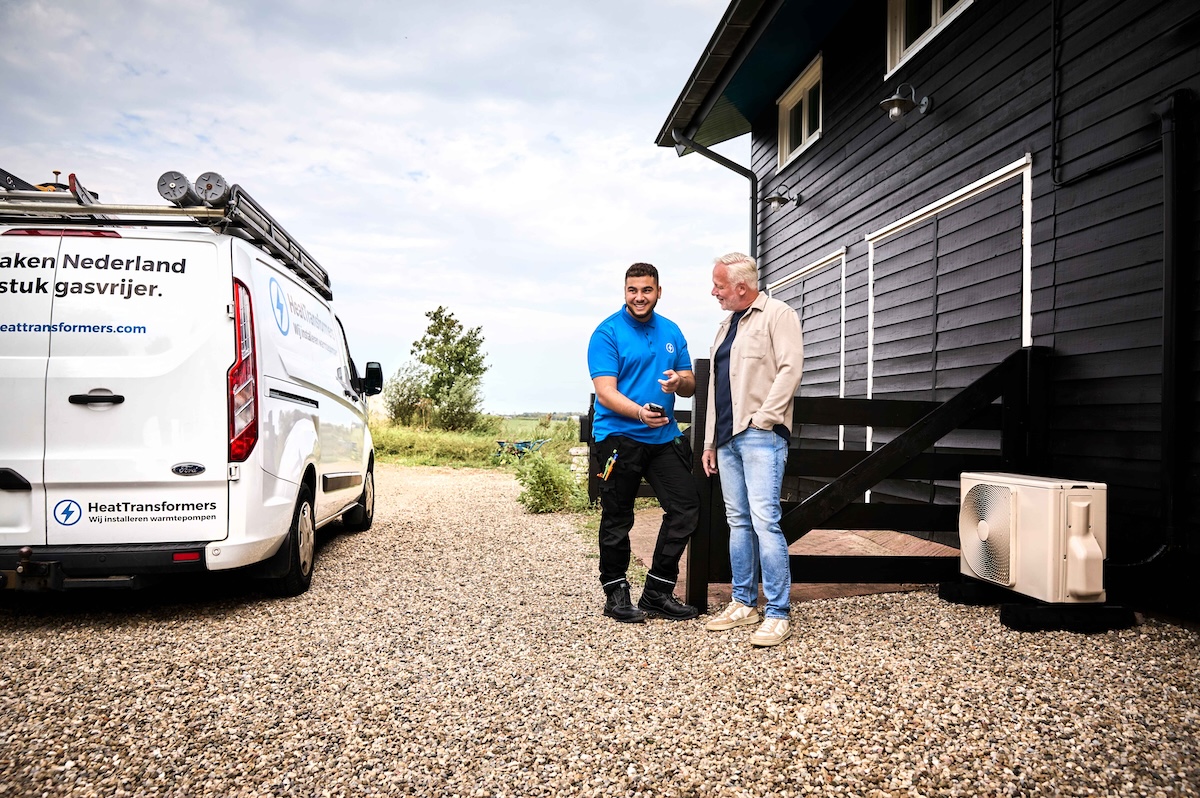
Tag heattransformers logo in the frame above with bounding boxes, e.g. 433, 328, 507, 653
270, 277, 290, 335
53, 499, 81, 526
51, 498, 219, 526
268, 276, 338, 355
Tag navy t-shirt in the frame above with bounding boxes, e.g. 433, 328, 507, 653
713, 309, 745, 449
588, 307, 692, 444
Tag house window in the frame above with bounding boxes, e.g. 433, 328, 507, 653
887, 0, 971, 75
777, 54, 822, 169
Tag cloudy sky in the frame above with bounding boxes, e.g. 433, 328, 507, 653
1, 0, 751, 415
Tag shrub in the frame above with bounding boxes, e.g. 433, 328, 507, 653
516, 452, 590, 514
383, 362, 430, 426
551, 416, 579, 443
472, 413, 504, 437
433, 375, 484, 431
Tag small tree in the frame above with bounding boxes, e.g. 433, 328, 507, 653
382, 362, 430, 426
411, 306, 488, 400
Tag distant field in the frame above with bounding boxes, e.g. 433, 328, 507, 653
371, 415, 585, 468
499, 416, 578, 442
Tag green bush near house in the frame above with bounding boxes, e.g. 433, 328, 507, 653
514, 451, 591, 514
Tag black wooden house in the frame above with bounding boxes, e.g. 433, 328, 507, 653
655, 0, 1199, 615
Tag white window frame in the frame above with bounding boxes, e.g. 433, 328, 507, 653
886, 0, 973, 78
777, 53, 823, 171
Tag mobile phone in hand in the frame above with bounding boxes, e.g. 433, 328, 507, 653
647, 402, 665, 415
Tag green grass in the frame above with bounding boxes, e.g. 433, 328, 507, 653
370, 415, 586, 468
371, 424, 499, 467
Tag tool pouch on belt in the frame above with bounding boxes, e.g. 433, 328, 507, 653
590, 435, 647, 491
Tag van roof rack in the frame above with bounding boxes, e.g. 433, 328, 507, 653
0, 170, 333, 300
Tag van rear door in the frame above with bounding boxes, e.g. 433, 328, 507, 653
0, 230, 60, 547
43, 231, 231, 545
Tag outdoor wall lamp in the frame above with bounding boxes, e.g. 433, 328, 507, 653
880, 83, 932, 121
764, 184, 800, 211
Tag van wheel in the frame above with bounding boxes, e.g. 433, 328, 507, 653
343, 466, 374, 532
269, 484, 315, 597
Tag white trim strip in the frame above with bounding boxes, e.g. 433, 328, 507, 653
766, 246, 846, 293
866, 153, 1032, 244
864, 153, 1033, 391
867, 238, 876, 400
838, 254, 847, 451
768, 248, 849, 451
1021, 165, 1034, 347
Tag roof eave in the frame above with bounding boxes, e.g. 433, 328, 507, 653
654, 0, 781, 153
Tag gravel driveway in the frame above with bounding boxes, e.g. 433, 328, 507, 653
1, 464, 1197, 797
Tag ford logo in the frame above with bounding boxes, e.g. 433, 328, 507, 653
172, 463, 206, 477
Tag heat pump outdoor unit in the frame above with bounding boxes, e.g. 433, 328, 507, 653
959, 472, 1107, 604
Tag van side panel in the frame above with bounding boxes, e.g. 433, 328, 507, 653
261, 399, 318, 487
326, 316, 370, 522
245, 253, 363, 522
43, 234, 231, 545
0, 234, 59, 547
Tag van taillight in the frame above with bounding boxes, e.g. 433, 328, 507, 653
229, 279, 258, 462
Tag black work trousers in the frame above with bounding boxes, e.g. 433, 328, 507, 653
591, 434, 699, 594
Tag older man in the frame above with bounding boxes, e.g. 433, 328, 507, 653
701, 252, 804, 647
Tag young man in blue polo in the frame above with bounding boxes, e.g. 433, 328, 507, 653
587, 262, 701, 623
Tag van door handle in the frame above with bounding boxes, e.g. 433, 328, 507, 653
69, 394, 125, 405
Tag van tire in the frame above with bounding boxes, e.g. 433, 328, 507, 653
269, 484, 315, 597
343, 466, 374, 532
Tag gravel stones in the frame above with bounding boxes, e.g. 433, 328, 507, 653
1, 464, 1197, 796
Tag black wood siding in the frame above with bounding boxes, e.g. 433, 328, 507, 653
751, 0, 1200, 571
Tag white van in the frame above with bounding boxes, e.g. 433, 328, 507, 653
0, 171, 383, 596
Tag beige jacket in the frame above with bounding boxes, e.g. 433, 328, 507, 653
704, 292, 804, 451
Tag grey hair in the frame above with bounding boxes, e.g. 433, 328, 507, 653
714, 252, 758, 288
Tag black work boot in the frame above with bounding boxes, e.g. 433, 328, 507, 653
638, 588, 700, 621
603, 582, 647, 623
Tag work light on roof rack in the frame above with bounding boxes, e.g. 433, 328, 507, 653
195, 171, 232, 207
157, 171, 202, 206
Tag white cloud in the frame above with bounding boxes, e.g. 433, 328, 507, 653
1, 0, 751, 413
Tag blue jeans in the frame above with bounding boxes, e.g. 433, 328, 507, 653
718, 428, 790, 619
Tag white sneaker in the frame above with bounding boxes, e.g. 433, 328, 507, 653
750, 618, 791, 647
704, 600, 761, 632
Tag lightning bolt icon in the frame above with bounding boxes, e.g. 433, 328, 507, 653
61, 504, 74, 522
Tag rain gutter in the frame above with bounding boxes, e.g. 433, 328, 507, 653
670, 129, 760, 273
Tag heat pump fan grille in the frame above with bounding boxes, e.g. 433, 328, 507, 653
960, 483, 1013, 585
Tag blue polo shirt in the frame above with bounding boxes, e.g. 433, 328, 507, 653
588, 307, 692, 444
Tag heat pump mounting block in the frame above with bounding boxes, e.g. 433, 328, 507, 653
959, 472, 1107, 604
